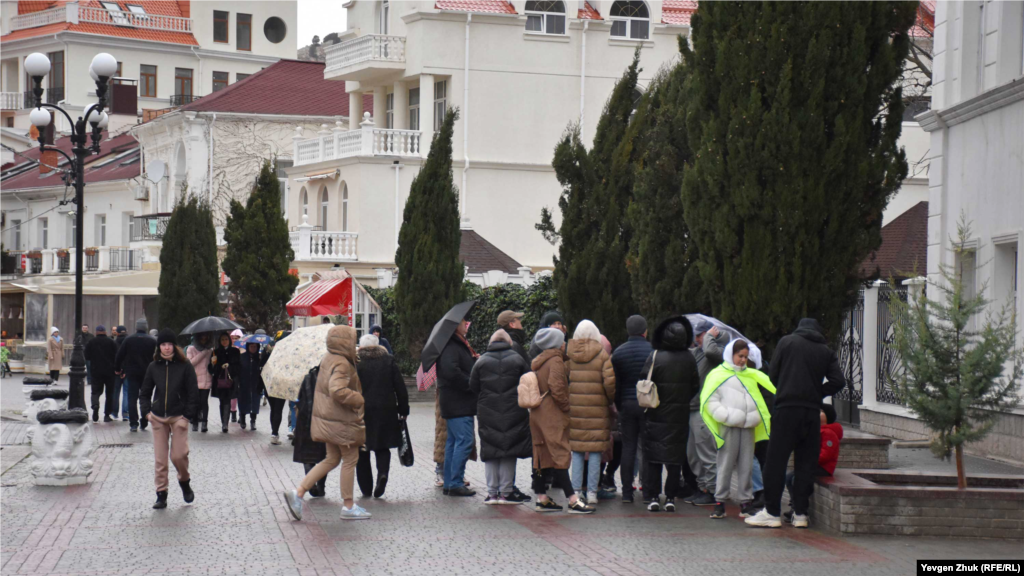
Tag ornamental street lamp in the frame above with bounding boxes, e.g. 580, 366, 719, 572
27, 51, 116, 411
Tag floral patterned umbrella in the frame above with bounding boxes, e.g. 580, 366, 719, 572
262, 324, 333, 401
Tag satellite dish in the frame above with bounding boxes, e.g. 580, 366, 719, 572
146, 160, 166, 183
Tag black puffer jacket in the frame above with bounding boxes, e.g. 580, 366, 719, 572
292, 367, 326, 464
356, 345, 410, 450
115, 330, 157, 381
768, 318, 846, 410
208, 344, 241, 400
238, 350, 266, 393
642, 316, 700, 464
436, 336, 478, 419
140, 354, 200, 420
84, 334, 119, 381
505, 328, 530, 364
470, 341, 532, 460
611, 335, 653, 408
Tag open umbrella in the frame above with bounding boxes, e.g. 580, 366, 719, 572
420, 300, 476, 371
262, 323, 333, 401
240, 333, 274, 346
180, 316, 244, 336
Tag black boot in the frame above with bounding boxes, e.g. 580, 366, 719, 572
92, 409, 99, 422
373, 474, 388, 499
231, 411, 237, 422
201, 422, 208, 433
179, 480, 194, 504
153, 490, 168, 509
191, 421, 198, 432
240, 418, 246, 430
250, 415, 256, 431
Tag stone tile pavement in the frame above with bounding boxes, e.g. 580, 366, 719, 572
1, 376, 1022, 575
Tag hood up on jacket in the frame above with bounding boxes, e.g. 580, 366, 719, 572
722, 339, 748, 372
651, 315, 693, 351
370, 324, 384, 336
326, 325, 357, 364
567, 338, 603, 364
794, 318, 827, 344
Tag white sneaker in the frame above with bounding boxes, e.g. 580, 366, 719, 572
434, 472, 444, 487
744, 508, 782, 528
270, 434, 281, 445
340, 504, 372, 520
793, 514, 809, 529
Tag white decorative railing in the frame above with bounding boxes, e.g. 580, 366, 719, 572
11, 6, 65, 30
1, 92, 23, 110
78, 5, 192, 32
292, 116, 422, 166
325, 34, 406, 75
289, 216, 358, 261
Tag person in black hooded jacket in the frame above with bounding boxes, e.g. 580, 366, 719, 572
208, 332, 241, 434
237, 342, 266, 431
355, 333, 409, 499
640, 316, 700, 511
369, 325, 393, 355
115, 318, 157, 431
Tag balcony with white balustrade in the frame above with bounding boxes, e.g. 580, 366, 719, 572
10, 3, 191, 33
1, 92, 23, 111
292, 113, 422, 167
290, 215, 358, 263
324, 34, 406, 82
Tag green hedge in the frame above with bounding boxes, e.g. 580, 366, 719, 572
368, 275, 558, 376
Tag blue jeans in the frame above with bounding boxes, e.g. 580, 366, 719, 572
288, 401, 298, 431
119, 375, 129, 418
443, 416, 474, 489
752, 456, 763, 493
571, 451, 601, 495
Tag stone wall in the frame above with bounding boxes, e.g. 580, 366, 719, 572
861, 407, 1024, 464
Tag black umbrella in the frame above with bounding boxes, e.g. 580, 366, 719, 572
420, 300, 477, 371
180, 316, 244, 336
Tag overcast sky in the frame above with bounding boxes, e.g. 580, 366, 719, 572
296, 0, 348, 50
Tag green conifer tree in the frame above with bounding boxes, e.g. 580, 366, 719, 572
395, 107, 463, 359
158, 189, 220, 332
681, 2, 917, 344
222, 160, 299, 333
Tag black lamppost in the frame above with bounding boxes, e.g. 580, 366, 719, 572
26, 51, 117, 411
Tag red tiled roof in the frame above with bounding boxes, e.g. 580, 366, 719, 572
860, 202, 928, 281
434, 0, 516, 15
662, 0, 698, 25
178, 60, 372, 118
910, 0, 935, 38
2, 0, 198, 46
460, 230, 522, 275
1, 131, 140, 191
578, 1, 601, 20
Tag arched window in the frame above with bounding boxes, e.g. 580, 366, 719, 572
525, 1, 565, 35
320, 187, 329, 228
342, 184, 349, 232
301, 188, 308, 218
610, 1, 649, 40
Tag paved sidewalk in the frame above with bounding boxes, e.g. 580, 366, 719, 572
2, 377, 1022, 575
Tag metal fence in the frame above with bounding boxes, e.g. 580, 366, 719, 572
833, 290, 865, 423
876, 285, 908, 405
85, 251, 99, 272
57, 253, 70, 273
131, 214, 170, 241
110, 248, 141, 272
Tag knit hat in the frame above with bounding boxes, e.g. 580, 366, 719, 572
497, 310, 524, 328
534, 327, 565, 351
50, 326, 59, 336
95, 325, 106, 333
626, 315, 647, 336
136, 318, 149, 333
156, 328, 177, 346
539, 311, 564, 329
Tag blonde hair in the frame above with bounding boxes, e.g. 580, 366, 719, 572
573, 319, 602, 343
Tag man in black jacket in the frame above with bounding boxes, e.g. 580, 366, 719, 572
610, 314, 652, 502
497, 310, 530, 364
436, 319, 478, 497
85, 326, 119, 422
747, 318, 846, 529
115, 318, 158, 432
77, 324, 95, 386
114, 326, 128, 421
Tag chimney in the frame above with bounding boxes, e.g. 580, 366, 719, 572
177, 0, 190, 19
40, 150, 58, 175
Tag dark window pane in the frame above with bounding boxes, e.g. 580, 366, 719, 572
631, 19, 649, 39
526, 14, 542, 31
214, 10, 228, 42
611, 20, 626, 36
213, 71, 228, 92
237, 13, 252, 51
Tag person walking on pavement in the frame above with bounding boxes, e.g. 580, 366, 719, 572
355, 333, 409, 499
266, 330, 291, 445
437, 317, 479, 497
610, 315, 652, 503
209, 333, 241, 434
237, 342, 266, 431
641, 316, 700, 512
292, 366, 328, 498
497, 311, 530, 364
229, 329, 244, 422
566, 320, 616, 505
470, 329, 531, 504
115, 326, 129, 421
746, 318, 845, 529
84, 325, 119, 422
186, 333, 214, 433
77, 324, 95, 387
684, 320, 730, 507
47, 327, 63, 383
369, 325, 393, 355
115, 318, 157, 432
141, 328, 199, 510
283, 325, 370, 521
529, 328, 594, 514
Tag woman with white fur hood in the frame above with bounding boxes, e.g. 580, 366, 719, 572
700, 339, 775, 520
566, 319, 616, 505
355, 333, 409, 499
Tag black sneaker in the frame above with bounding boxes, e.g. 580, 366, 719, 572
664, 498, 676, 512
506, 487, 531, 503
200, 423, 208, 433
447, 486, 476, 497
250, 416, 257, 431
740, 501, 760, 518
622, 492, 634, 503
782, 510, 795, 524
92, 409, 99, 422
691, 491, 717, 506
710, 502, 726, 519
647, 500, 661, 512
239, 420, 246, 430
191, 422, 198, 432
567, 500, 595, 514
535, 499, 562, 513
103, 415, 113, 423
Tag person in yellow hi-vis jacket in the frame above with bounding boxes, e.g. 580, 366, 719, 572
700, 339, 775, 521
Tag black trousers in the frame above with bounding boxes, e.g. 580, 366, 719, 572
268, 397, 287, 435
197, 389, 211, 424
602, 437, 623, 484
217, 395, 231, 429
90, 375, 115, 416
127, 377, 147, 429
532, 467, 575, 498
764, 406, 821, 516
618, 399, 645, 495
356, 448, 392, 495
49, 369, 60, 382
644, 463, 682, 501
303, 462, 327, 494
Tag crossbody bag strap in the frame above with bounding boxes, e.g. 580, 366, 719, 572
646, 351, 657, 381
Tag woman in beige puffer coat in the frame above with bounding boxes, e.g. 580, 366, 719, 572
566, 320, 615, 502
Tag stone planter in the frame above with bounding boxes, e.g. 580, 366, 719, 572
810, 469, 1024, 539
28, 408, 95, 486
10, 359, 24, 373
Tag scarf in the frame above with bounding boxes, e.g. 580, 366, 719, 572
52, 335, 61, 343
455, 332, 479, 359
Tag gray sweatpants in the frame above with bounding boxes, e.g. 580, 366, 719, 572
484, 457, 517, 497
714, 425, 755, 504
687, 411, 718, 493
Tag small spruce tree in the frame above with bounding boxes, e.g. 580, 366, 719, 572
893, 216, 1022, 488
158, 189, 221, 333
222, 160, 299, 333
395, 107, 464, 359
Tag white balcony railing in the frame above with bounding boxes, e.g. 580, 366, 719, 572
10, 6, 66, 30
11, 4, 192, 33
289, 217, 358, 262
1, 92, 23, 110
325, 34, 406, 76
292, 116, 422, 166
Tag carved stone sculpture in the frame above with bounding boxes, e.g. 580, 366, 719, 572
29, 409, 95, 486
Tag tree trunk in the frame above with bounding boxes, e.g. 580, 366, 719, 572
954, 443, 967, 489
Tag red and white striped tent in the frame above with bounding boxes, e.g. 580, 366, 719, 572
285, 270, 382, 337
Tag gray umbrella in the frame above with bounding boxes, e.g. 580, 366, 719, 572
420, 300, 477, 371
180, 316, 244, 336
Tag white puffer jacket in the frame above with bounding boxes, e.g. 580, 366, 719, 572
706, 374, 761, 429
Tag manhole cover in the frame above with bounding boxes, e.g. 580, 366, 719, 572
96, 444, 132, 449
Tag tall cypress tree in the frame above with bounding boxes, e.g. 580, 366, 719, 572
395, 107, 463, 359
158, 191, 220, 333
222, 160, 299, 333
681, 2, 917, 344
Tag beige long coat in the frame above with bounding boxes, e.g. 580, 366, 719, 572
47, 337, 64, 371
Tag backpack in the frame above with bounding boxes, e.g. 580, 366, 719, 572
518, 371, 547, 409
636, 351, 660, 409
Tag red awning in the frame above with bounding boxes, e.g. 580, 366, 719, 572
285, 278, 352, 317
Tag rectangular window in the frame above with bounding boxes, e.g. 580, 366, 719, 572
67, 217, 75, 248
174, 68, 192, 96
235, 73, 250, 82
40, 218, 48, 249
47, 51, 64, 90
96, 215, 107, 246
101, 1, 128, 25
123, 212, 134, 245
385, 92, 394, 129
140, 65, 156, 97
237, 13, 252, 51
276, 160, 292, 218
433, 80, 447, 131
12, 219, 21, 250
408, 87, 420, 131
526, 12, 565, 35
214, 10, 229, 43
212, 71, 229, 92
611, 19, 649, 40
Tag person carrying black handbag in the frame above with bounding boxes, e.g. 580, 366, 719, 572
355, 334, 410, 499
292, 366, 327, 497
208, 332, 241, 433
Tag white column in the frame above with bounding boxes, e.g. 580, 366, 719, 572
517, 266, 533, 287
297, 214, 312, 260
292, 125, 303, 164
360, 113, 375, 155
333, 120, 344, 155
317, 123, 329, 161
419, 74, 435, 157
98, 246, 111, 272
41, 249, 54, 274
372, 87, 387, 128
903, 276, 927, 302
392, 80, 408, 130
349, 92, 363, 131
861, 279, 886, 410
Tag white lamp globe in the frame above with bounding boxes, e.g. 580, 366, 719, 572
25, 53, 50, 78
90, 53, 118, 78
87, 108, 102, 124
29, 108, 51, 128
97, 112, 109, 129
89, 68, 99, 82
